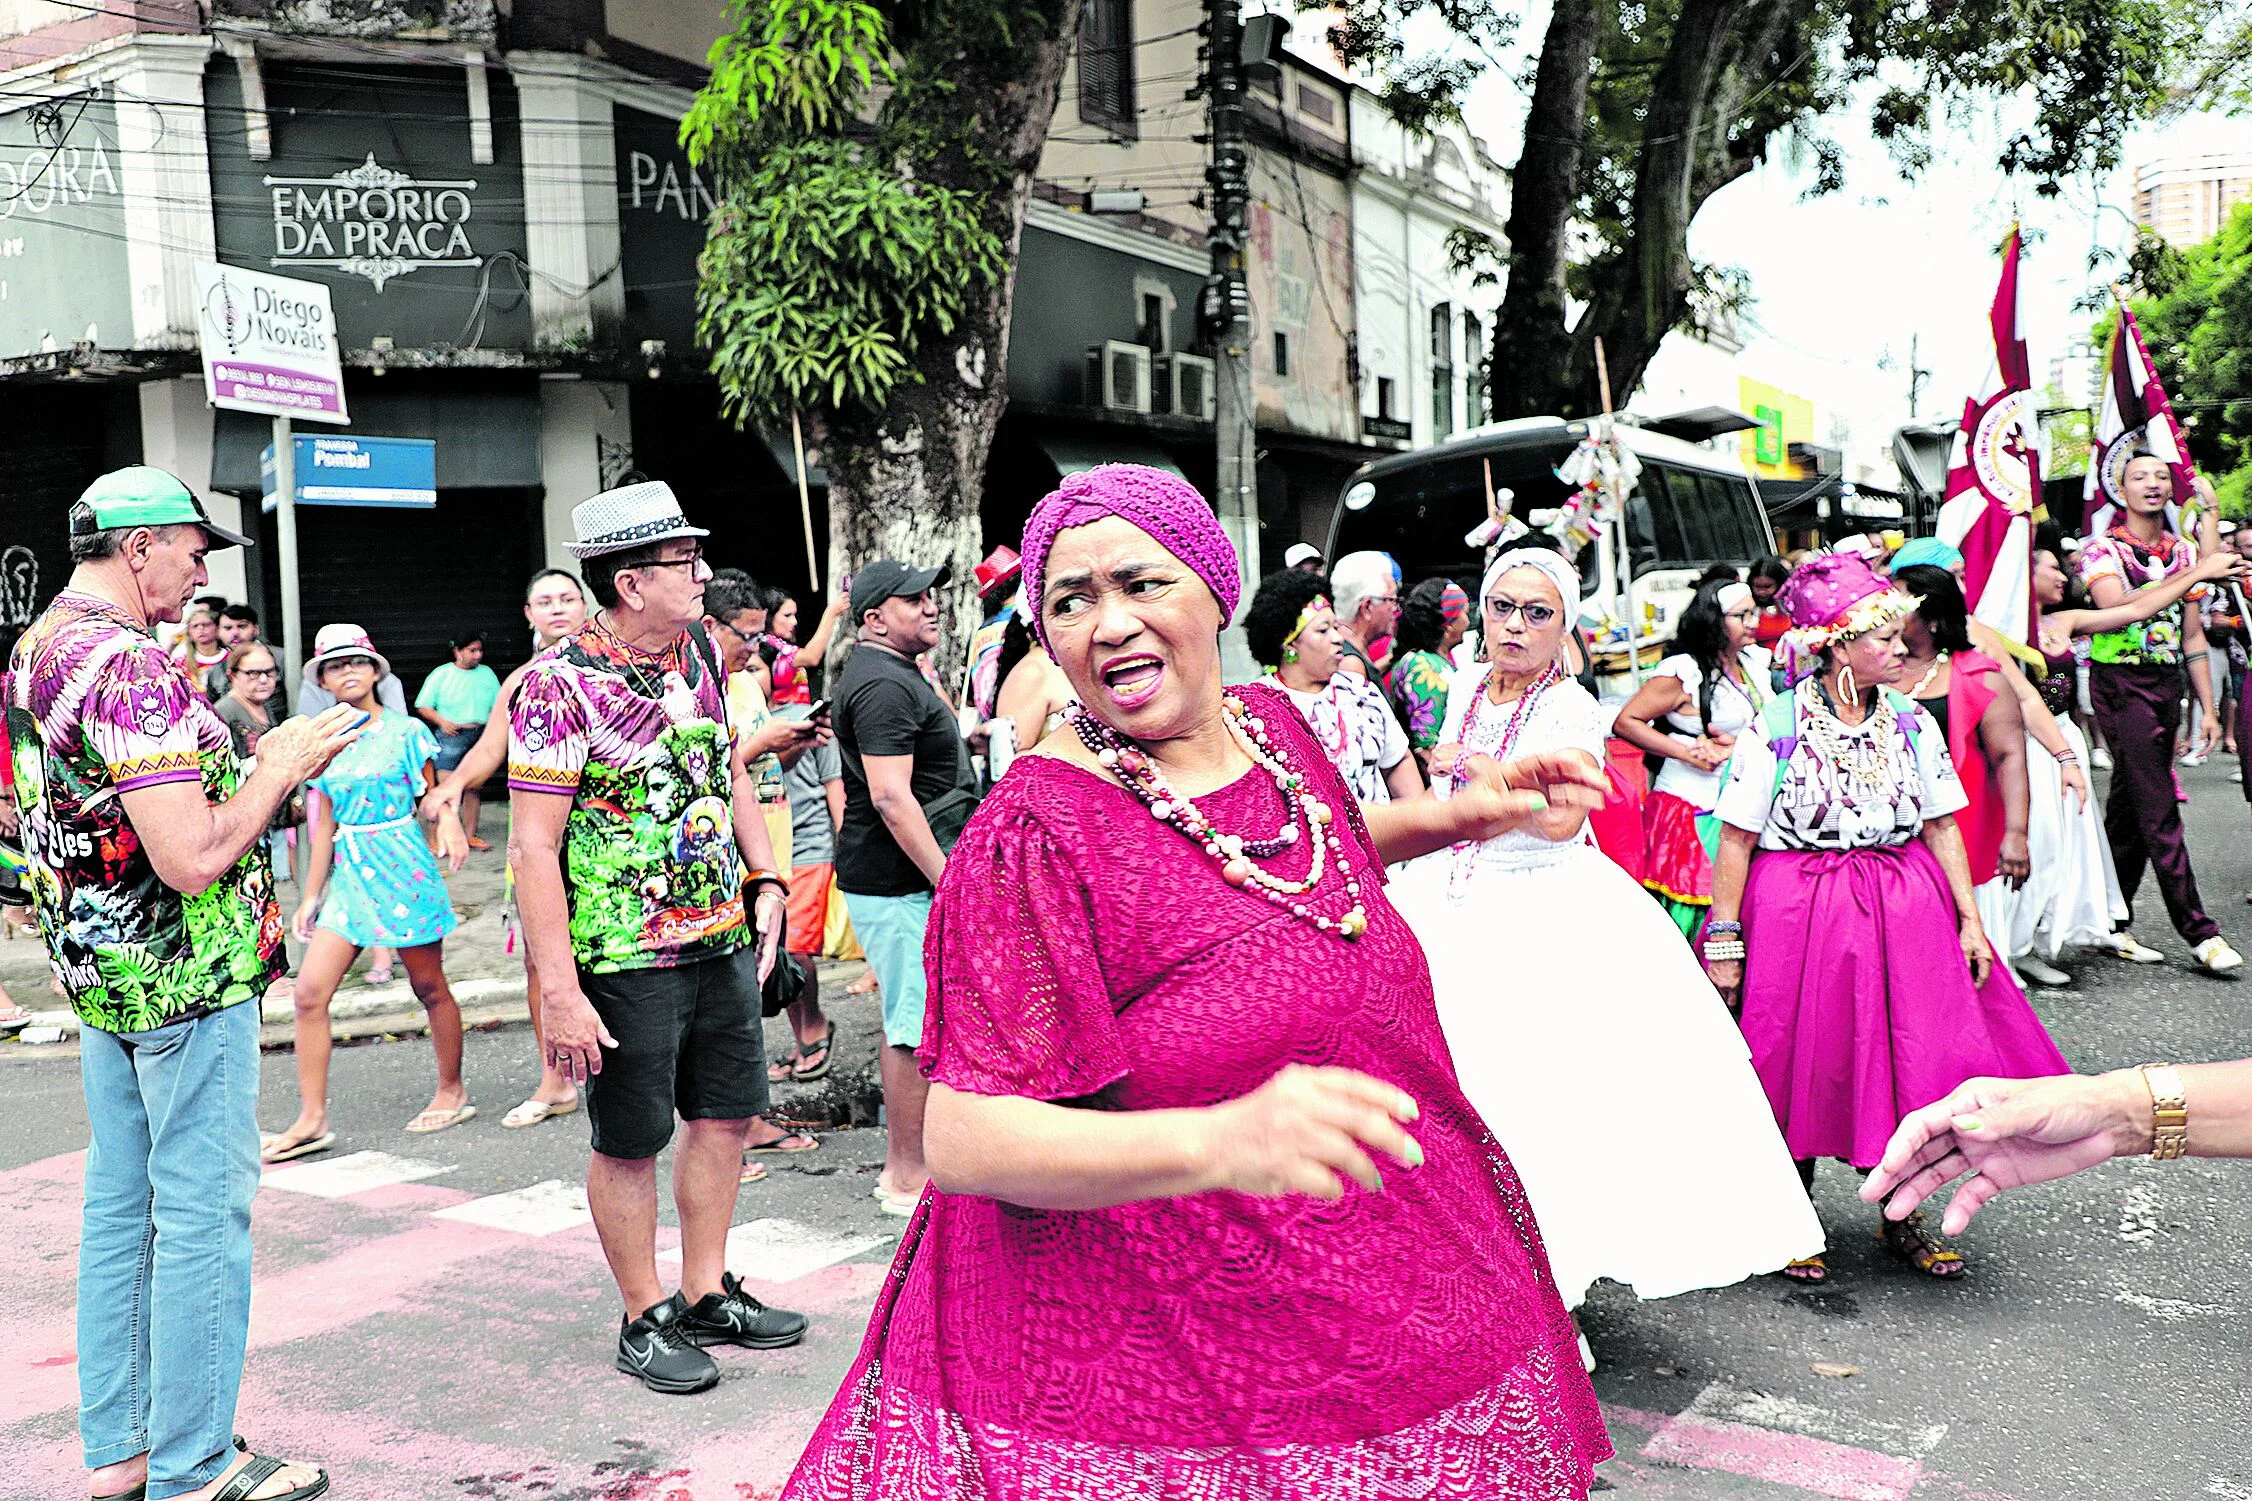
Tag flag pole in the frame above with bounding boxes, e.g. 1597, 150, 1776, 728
790, 411, 821, 602
1594, 337, 1643, 687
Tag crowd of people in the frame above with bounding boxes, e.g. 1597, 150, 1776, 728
11, 455, 2252, 1501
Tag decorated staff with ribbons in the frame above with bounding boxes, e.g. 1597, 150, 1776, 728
1936, 225, 2041, 654
1704, 553, 2070, 1285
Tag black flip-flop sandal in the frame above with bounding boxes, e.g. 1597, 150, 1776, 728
210, 1454, 329, 1501
791, 1026, 835, 1081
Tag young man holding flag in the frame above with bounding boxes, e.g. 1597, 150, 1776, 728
2079, 454, 2240, 974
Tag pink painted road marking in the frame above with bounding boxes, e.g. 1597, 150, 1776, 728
1633, 1410, 1923, 1501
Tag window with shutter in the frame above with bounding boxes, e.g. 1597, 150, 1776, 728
1078, 0, 1137, 135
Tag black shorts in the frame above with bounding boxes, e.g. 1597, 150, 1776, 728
579, 948, 771, 1160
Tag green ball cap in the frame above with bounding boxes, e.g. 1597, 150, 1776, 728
73, 466, 254, 550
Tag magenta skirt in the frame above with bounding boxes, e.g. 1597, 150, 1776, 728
1739, 842, 2073, 1168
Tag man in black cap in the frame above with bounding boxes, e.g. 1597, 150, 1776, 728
833, 559, 974, 1215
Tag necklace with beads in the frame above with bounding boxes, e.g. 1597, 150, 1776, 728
1065, 694, 1370, 940
1448, 661, 1561, 776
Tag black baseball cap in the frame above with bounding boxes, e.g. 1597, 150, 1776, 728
850, 559, 950, 619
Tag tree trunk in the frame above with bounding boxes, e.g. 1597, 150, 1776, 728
819, 3, 1080, 689
1492, 0, 1601, 421
1492, 0, 1819, 418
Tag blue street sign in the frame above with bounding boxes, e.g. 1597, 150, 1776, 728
261, 434, 437, 509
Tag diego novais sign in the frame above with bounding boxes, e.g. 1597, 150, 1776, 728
262, 435, 436, 510
195, 261, 348, 423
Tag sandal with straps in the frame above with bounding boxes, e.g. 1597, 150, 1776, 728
208, 1452, 329, 1501
1879, 1210, 1966, 1279
1780, 1255, 1828, 1284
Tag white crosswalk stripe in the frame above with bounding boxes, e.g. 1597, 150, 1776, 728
430, 1179, 593, 1236
260, 1150, 455, 1198
659, 1217, 890, 1283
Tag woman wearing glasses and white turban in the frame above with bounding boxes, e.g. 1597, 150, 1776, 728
1388, 548, 1823, 1345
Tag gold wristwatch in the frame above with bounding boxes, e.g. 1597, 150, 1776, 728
2138, 1064, 2188, 1161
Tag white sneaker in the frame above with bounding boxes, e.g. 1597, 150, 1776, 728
2098, 931, 2167, 963
2180, 751, 2207, 768
2018, 955, 2073, 987
2093, 747, 2114, 769
2193, 937, 2244, 974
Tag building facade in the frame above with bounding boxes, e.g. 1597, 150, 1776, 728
2134, 153, 2252, 248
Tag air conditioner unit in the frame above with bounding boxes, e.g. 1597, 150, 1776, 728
1155, 352, 1216, 421
1083, 340, 1152, 414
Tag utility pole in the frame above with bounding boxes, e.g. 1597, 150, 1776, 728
1200, 0, 1260, 608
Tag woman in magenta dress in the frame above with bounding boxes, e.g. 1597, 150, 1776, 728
783, 465, 1614, 1500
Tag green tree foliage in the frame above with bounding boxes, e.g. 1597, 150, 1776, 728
683, 0, 1009, 424
2133, 201, 2252, 495
1334, 0, 2204, 419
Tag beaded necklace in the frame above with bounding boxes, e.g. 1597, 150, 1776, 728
1449, 661, 1561, 773
1801, 676, 1903, 801
1065, 694, 1368, 940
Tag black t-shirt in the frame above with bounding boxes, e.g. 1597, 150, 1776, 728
833, 644, 971, 896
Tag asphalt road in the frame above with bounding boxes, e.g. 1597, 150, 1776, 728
6, 761, 2252, 1499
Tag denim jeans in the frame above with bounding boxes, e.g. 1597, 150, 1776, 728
78, 1000, 261, 1498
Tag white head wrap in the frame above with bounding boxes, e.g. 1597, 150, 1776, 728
1718, 581, 1753, 613
1480, 548, 1582, 624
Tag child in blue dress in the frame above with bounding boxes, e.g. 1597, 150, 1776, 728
261, 624, 473, 1162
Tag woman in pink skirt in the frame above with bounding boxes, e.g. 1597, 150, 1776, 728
782, 465, 1615, 1500
1701, 553, 2071, 1284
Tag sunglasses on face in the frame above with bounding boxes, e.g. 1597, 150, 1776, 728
1483, 596, 1558, 627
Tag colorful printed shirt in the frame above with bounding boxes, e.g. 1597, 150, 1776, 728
5, 591, 285, 1033
1381, 648, 1454, 751
2080, 528, 2199, 667
507, 615, 746, 973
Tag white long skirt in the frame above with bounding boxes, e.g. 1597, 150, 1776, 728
1388, 837, 1826, 1308
1976, 720, 2125, 961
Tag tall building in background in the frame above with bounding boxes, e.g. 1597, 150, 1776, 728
2133, 154, 2252, 246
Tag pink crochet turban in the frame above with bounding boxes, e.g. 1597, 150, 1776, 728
1019, 464, 1241, 646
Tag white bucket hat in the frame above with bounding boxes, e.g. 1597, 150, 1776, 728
304, 622, 390, 683
565, 480, 710, 559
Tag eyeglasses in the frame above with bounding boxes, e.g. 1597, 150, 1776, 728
1483, 596, 1558, 627
1725, 608, 1759, 624
237, 667, 279, 679
638, 549, 707, 572
711, 619, 756, 645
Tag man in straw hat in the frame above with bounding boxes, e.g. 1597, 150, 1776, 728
10, 466, 362, 1501
506, 481, 808, 1395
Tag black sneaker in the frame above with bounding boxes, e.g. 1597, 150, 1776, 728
677, 1272, 810, 1350
616, 1293, 721, 1394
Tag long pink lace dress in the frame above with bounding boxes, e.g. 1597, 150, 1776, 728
783, 684, 1610, 1500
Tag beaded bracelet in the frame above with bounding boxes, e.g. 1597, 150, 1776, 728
1705, 920, 1744, 936
1702, 940, 1748, 963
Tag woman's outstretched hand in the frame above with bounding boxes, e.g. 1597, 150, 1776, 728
1206, 1065, 1424, 1200
1860, 1071, 2147, 1235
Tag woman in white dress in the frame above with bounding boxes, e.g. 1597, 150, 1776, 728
1388, 548, 1824, 1324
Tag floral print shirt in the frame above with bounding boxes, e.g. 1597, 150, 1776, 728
1382, 648, 1454, 751
2079, 528, 2199, 667
508, 615, 747, 973
5, 591, 284, 1033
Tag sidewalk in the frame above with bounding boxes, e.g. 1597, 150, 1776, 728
0, 806, 886, 1122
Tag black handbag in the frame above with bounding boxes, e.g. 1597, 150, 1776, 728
761, 949, 807, 1018
918, 783, 984, 856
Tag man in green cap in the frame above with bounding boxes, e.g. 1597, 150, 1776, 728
6, 466, 363, 1501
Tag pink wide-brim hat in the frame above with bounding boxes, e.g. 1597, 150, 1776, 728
1018, 464, 1240, 646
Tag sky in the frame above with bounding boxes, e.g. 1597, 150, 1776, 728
1444, 13, 2252, 475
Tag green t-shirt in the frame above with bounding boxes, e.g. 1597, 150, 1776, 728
417, 661, 502, 725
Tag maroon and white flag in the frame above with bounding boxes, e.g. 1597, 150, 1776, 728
1937, 226, 2040, 648
2082, 298, 2196, 538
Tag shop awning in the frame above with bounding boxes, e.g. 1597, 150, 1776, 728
210, 382, 543, 492
1642, 406, 1762, 443
1037, 433, 1188, 480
